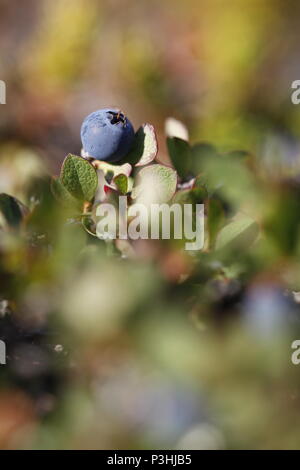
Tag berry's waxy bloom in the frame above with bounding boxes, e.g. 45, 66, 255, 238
81, 108, 135, 162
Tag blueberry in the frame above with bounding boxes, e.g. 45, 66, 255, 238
81, 108, 135, 162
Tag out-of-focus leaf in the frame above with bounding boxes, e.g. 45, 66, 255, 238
193, 184, 208, 202
173, 185, 207, 206
60, 154, 98, 201
207, 198, 225, 248
202, 152, 260, 210
264, 187, 300, 255
191, 143, 218, 175
122, 124, 158, 166
0, 193, 28, 229
173, 189, 195, 206
132, 164, 177, 203
216, 214, 259, 250
167, 137, 192, 179
172, 186, 207, 243
51, 177, 80, 208
224, 149, 252, 161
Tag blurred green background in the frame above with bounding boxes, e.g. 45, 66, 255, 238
1, 0, 300, 450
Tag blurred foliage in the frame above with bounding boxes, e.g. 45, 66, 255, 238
1, 0, 300, 451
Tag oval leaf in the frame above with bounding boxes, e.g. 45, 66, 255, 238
122, 124, 158, 166
51, 178, 81, 208
207, 198, 225, 248
167, 137, 192, 179
132, 164, 177, 204
0, 193, 28, 229
60, 154, 98, 202
215, 214, 259, 250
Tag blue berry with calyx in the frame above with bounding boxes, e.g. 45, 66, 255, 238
81, 108, 135, 162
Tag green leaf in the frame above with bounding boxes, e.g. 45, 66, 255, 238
223, 149, 252, 161
173, 189, 195, 205
167, 137, 192, 178
192, 184, 208, 202
172, 186, 207, 238
113, 173, 128, 195
193, 174, 207, 189
173, 185, 207, 206
132, 164, 177, 203
95, 161, 132, 180
191, 143, 218, 175
94, 161, 132, 196
60, 154, 98, 201
215, 214, 259, 250
51, 178, 80, 208
123, 123, 158, 166
0, 193, 28, 229
202, 152, 259, 208
207, 198, 225, 248
264, 189, 300, 255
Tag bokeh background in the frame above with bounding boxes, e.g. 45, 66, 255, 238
1, 0, 300, 450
